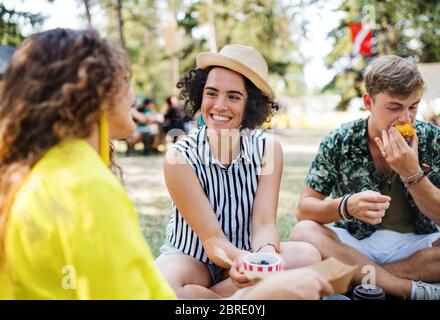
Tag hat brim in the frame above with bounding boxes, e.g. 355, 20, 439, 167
196, 52, 275, 99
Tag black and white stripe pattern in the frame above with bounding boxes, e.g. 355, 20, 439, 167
165, 125, 267, 264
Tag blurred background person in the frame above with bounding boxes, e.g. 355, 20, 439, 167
160, 95, 191, 143
127, 97, 163, 155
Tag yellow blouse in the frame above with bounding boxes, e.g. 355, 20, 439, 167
0, 139, 175, 300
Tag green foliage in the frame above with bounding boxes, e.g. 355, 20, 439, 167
0, 3, 44, 46
94, 0, 169, 100
323, 0, 440, 110
177, 0, 306, 96
2, 0, 307, 101
94, 0, 306, 100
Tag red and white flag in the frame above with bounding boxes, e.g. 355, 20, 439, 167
348, 22, 374, 56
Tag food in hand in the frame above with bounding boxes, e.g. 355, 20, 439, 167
394, 123, 415, 138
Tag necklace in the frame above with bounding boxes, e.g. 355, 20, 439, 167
368, 140, 393, 184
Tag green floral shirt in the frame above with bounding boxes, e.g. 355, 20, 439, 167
305, 117, 440, 240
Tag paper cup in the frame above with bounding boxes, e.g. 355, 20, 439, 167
242, 252, 282, 279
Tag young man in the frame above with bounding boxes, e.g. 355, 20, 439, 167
290, 55, 440, 300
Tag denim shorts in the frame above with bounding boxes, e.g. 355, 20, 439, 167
159, 241, 226, 285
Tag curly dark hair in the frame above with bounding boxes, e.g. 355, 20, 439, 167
176, 67, 279, 129
0, 28, 130, 262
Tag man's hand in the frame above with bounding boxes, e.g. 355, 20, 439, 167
346, 190, 391, 225
374, 127, 420, 177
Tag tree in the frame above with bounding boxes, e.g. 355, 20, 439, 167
115, 0, 125, 47
323, 0, 440, 110
89, 0, 307, 102
0, 3, 44, 46
81, 0, 94, 27
176, 0, 306, 97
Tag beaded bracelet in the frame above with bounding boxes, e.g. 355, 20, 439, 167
256, 242, 279, 253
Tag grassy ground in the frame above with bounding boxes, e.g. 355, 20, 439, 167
116, 128, 330, 257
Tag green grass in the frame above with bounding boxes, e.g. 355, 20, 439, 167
117, 128, 329, 257
138, 214, 169, 258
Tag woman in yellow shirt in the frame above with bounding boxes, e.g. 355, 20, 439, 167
0, 28, 175, 299
0, 28, 333, 300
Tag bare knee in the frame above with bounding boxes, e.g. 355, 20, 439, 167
432, 237, 440, 247
155, 255, 211, 293
296, 242, 322, 265
289, 220, 340, 246
289, 220, 322, 242
281, 241, 322, 269
155, 255, 184, 291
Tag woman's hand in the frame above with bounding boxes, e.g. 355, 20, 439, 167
229, 251, 254, 288
256, 246, 287, 270
229, 250, 287, 288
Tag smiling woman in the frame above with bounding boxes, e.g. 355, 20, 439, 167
156, 44, 323, 299
201, 67, 247, 132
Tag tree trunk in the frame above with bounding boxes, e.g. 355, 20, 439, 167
81, 0, 93, 27
206, 0, 217, 52
115, 0, 125, 47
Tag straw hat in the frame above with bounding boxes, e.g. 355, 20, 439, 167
196, 44, 275, 99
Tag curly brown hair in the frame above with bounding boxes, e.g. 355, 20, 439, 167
0, 28, 130, 263
177, 67, 279, 129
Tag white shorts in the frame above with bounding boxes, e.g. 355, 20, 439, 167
329, 227, 440, 265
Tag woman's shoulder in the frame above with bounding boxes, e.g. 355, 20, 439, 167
9, 140, 132, 238
241, 127, 267, 139
240, 128, 271, 149
172, 126, 206, 152
13, 140, 124, 212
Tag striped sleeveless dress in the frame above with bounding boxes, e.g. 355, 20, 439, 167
165, 125, 267, 263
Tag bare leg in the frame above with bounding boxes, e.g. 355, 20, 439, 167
210, 278, 239, 297
279, 241, 322, 269
382, 239, 440, 282
155, 254, 221, 299
152, 133, 161, 150
290, 220, 412, 299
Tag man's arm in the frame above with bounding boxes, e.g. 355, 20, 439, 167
375, 127, 440, 224
407, 176, 440, 224
296, 185, 342, 224
300, 127, 389, 225
297, 185, 391, 225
